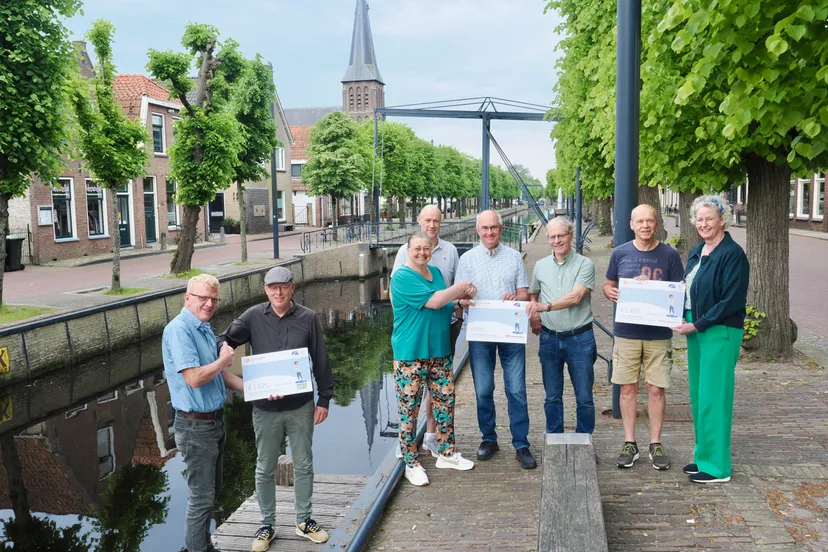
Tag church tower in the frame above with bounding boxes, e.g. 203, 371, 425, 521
342, 0, 385, 123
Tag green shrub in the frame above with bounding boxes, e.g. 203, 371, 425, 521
743, 305, 766, 340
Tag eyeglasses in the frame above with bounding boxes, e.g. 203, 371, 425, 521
548, 233, 571, 242
409, 246, 432, 253
266, 283, 293, 292
479, 225, 501, 232
190, 293, 220, 305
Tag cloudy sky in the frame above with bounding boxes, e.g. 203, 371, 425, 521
66, 0, 564, 182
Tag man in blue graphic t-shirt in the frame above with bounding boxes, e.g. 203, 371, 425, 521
603, 204, 684, 471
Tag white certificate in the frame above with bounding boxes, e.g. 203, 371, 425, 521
242, 348, 313, 402
466, 300, 530, 344
615, 278, 686, 328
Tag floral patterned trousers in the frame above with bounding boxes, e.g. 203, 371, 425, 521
394, 354, 455, 467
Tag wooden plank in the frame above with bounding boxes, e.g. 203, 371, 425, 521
538, 433, 608, 552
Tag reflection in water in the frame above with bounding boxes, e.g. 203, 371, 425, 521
0, 276, 398, 551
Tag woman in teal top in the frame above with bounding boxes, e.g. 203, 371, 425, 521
391, 232, 476, 487
672, 195, 749, 484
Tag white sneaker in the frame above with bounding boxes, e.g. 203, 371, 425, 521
404, 464, 429, 486
422, 435, 440, 458
396, 446, 403, 459
435, 452, 475, 471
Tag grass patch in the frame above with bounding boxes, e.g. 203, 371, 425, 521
233, 262, 257, 267
164, 268, 212, 279
104, 287, 149, 297
0, 305, 58, 324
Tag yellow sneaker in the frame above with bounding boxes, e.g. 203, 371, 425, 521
296, 518, 329, 543
251, 524, 274, 551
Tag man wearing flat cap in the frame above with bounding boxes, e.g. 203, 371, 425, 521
219, 266, 334, 551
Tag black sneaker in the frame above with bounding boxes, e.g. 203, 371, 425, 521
476, 440, 499, 461
515, 447, 537, 469
648, 443, 670, 470
682, 463, 699, 474
689, 471, 731, 484
251, 524, 274, 551
616, 442, 639, 468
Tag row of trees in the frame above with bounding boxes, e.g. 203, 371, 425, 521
302, 111, 525, 224
1, 3, 279, 304
545, 0, 828, 357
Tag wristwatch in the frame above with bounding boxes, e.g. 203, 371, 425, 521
546, 302, 553, 312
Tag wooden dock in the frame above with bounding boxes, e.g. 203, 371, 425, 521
213, 474, 367, 552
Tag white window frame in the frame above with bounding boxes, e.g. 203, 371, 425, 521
166, 179, 180, 229
171, 116, 182, 145
97, 390, 118, 404
97, 426, 116, 480
84, 179, 109, 239
789, 179, 796, 218
143, 176, 160, 244
291, 161, 305, 178
814, 174, 825, 221
274, 146, 286, 171
151, 113, 166, 154
53, 177, 78, 242
125, 380, 144, 395
796, 176, 811, 219
64, 404, 88, 419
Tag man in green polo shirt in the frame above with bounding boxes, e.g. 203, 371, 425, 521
526, 216, 597, 434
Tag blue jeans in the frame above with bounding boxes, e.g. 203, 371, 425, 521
468, 341, 530, 450
538, 328, 597, 434
174, 414, 226, 552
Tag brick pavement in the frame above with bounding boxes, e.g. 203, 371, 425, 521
368, 233, 828, 552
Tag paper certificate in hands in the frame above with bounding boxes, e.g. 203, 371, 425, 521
242, 348, 313, 402
466, 300, 530, 344
615, 278, 686, 328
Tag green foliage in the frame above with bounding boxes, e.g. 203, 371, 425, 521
743, 305, 766, 341
214, 395, 262, 523
303, 111, 365, 203
164, 268, 211, 279
0, 516, 90, 551
0, 305, 57, 324
0, 0, 82, 196
104, 287, 149, 296
71, 20, 148, 193
666, 234, 682, 247
93, 463, 169, 552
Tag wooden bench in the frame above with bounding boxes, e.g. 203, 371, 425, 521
538, 433, 608, 552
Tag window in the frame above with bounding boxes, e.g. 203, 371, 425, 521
98, 390, 118, 404
167, 180, 179, 227
167, 401, 175, 436
53, 178, 76, 240
64, 404, 88, 420
797, 177, 811, 218
789, 179, 795, 217
85, 180, 107, 237
276, 191, 285, 222
274, 146, 285, 171
291, 163, 303, 178
171, 116, 182, 144
815, 174, 825, 220
97, 427, 115, 479
125, 381, 144, 395
152, 113, 165, 153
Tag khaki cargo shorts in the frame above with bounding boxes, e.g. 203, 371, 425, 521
610, 336, 671, 389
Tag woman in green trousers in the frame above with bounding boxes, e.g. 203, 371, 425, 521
672, 195, 749, 483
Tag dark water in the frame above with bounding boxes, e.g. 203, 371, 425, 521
0, 276, 399, 551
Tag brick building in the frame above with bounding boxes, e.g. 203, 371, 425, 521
729, 175, 825, 232
285, 0, 385, 227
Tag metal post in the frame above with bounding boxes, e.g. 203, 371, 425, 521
575, 167, 583, 254
373, 114, 380, 234
612, 0, 641, 420
481, 115, 491, 210
268, 62, 280, 259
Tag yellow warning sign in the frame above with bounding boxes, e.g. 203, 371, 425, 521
0, 347, 8, 374
0, 396, 12, 423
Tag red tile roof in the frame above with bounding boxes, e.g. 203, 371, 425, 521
132, 414, 177, 468
113, 74, 181, 119
290, 126, 312, 161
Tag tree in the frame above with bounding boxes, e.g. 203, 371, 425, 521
0, 0, 82, 306
147, 23, 243, 273
230, 55, 279, 262
93, 463, 170, 552
302, 111, 364, 225
72, 20, 148, 291
641, 0, 828, 356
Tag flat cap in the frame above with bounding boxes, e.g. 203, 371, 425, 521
264, 266, 294, 285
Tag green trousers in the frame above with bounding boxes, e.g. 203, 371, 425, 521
685, 312, 743, 479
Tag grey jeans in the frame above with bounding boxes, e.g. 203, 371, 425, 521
174, 414, 225, 552
253, 400, 315, 526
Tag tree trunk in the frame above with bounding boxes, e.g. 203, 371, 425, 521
410, 196, 418, 221
1, 435, 32, 531
238, 183, 248, 263
598, 198, 612, 236
677, 190, 699, 262
333, 196, 339, 227
170, 205, 200, 274
0, 194, 9, 307
397, 197, 406, 224
745, 153, 794, 357
109, 189, 121, 290
638, 185, 668, 242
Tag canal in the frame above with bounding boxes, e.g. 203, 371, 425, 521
0, 276, 399, 552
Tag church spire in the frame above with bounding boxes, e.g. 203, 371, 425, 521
342, 0, 384, 84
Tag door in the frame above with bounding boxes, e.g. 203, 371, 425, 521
117, 194, 131, 247
208, 192, 225, 233
144, 177, 156, 243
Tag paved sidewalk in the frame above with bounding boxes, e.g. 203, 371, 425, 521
368, 234, 828, 551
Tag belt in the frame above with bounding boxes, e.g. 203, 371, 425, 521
177, 409, 223, 420
541, 322, 592, 339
